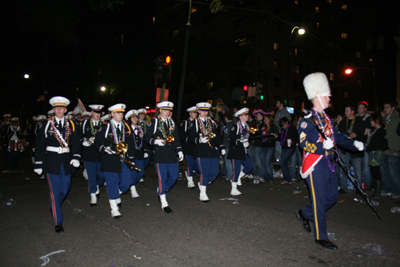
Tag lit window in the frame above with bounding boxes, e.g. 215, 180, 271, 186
292, 64, 301, 73
172, 29, 179, 37
273, 42, 279, 50
316, 22, 320, 28
191, 6, 197, 13
315, 7, 320, 13
294, 48, 298, 56
341, 32, 348, 39
356, 52, 361, 58
327, 0, 332, 3
153, 17, 156, 23
294, 0, 299, 4
329, 73, 335, 81
341, 4, 347, 10
273, 59, 281, 69
207, 82, 213, 90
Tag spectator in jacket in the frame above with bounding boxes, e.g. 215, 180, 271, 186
279, 117, 299, 185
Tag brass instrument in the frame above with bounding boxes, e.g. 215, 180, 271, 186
208, 132, 216, 139
250, 127, 259, 134
200, 132, 215, 149
105, 140, 141, 172
157, 135, 175, 143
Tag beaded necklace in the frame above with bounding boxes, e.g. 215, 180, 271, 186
346, 118, 355, 134
238, 120, 249, 139
111, 121, 125, 144
198, 117, 212, 136
90, 119, 101, 137
261, 124, 270, 143
280, 124, 290, 145
158, 116, 174, 138
312, 108, 337, 172
51, 117, 71, 148
385, 116, 391, 130
139, 120, 148, 133
366, 126, 380, 146
131, 124, 143, 150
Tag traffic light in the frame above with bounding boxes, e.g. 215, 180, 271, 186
259, 95, 264, 101
154, 55, 172, 87
243, 85, 248, 91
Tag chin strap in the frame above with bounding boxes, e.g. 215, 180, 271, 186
317, 95, 325, 110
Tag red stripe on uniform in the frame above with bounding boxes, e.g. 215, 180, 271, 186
156, 164, 162, 195
46, 173, 58, 225
232, 159, 235, 182
197, 158, 203, 185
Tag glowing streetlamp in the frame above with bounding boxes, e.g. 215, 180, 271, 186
24, 74, 30, 79
100, 86, 106, 92
344, 67, 377, 110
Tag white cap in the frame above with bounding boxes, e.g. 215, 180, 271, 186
88, 104, 104, 112
303, 72, 332, 100
3, 114, 11, 117
137, 108, 147, 115
47, 110, 55, 116
36, 115, 46, 121
234, 107, 250, 117
108, 103, 126, 113
49, 96, 70, 107
187, 106, 198, 112
157, 101, 174, 110
82, 111, 91, 117
125, 109, 138, 121
100, 114, 111, 122
65, 115, 73, 120
75, 110, 82, 115
67, 111, 74, 115
10, 117, 19, 122
196, 102, 212, 111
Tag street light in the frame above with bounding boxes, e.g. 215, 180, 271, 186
100, 86, 106, 92
344, 67, 377, 111
24, 74, 29, 79
286, 26, 306, 105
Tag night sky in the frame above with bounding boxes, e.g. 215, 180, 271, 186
0, 0, 399, 122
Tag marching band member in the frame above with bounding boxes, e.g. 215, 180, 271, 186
100, 114, 111, 123
1, 114, 11, 168
137, 108, 150, 182
179, 106, 199, 188
34, 96, 81, 233
6, 117, 23, 169
189, 102, 226, 202
93, 103, 133, 218
82, 111, 91, 120
47, 110, 54, 118
81, 104, 106, 207
125, 109, 146, 198
227, 108, 254, 196
296, 73, 364, 250
144, 101, 183, 213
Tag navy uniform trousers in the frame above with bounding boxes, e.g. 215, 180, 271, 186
85, 160, 105, 194
104, 163, 133, 199
47, 163, 71, 226
197, 157, 219, 186
131, 159, 145, 185
301, 157, 338, 241
231, 154, 254, 183
155, 162, 179, 195
186, 155, 200, 176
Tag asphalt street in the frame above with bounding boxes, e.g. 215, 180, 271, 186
1, 152, 399, 267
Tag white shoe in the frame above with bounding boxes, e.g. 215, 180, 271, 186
95, 185, 100, 195
187, 176, 196, 188
130, 185, 140, 198
109, 199, 121, 218
116, 198, 121, 204
139, 178, 144, 183
230, 181, 243, 196
238, 170, 245, 186
160, 194, 169, 209
273, 171, 281, 178
198, 183, 210, 202
40, 174, 45, 180
90, 193, 97, 206
83, 168, 88, 180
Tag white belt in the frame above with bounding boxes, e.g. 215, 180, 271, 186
46, 146, 70, 154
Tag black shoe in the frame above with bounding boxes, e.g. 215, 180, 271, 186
315, 240, 338, 250
296, 209, 311, 233
113, 215, 122, 219
117, 203, 121, 208
91, 203, 97, 207
55, 223, 64, 233
338, 188, 347, 194
163, 206, 173, 213
200, 200, 211, 203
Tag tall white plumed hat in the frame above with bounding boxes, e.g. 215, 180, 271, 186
303, 72, 331, 100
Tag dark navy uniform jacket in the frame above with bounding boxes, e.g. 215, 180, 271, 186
127, 124, 148, 160
144, 117, 182, 164
80, 119, 103, 162
92, 121, 133, 173
34, 118, 81, 175
227, 122, 247, 161
179, 118, 196, 156
188, 117, 224, 158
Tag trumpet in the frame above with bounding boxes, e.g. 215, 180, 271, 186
105, 140, 141, 172
199, 132, 215, 149
157, 135, 175, 143
250, 127, 258, 134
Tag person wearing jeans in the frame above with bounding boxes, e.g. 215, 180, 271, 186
278, 117, 298, 184
260, 114, 278, 183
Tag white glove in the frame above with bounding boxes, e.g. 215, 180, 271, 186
82, 140, 91, 147
105, 147, 114, 154
221, 149, 226, 156
353, 141, 364, 151
70, 159, 80, 168
240, 138, 248, 143
323, 138, 334, 150
34, 168, 43, 176
243, 142, 249, 148
199, 137, 210, 143
178, 151, 184, 162
144, 153, 149, 158
154, 139, 166, 146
